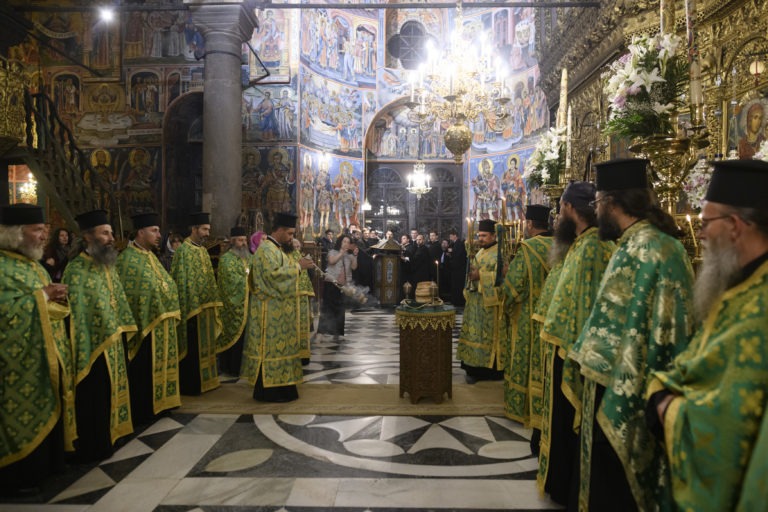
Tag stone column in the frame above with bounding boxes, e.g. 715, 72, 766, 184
185, 0, 257, 236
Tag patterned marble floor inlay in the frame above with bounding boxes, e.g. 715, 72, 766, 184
1, 309, 561, 511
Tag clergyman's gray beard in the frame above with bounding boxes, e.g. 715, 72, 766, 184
89, 242, 118, 266
19, 240, 44, 261
693, 234, 741, 323
548, 238, 571, 267
230, 246, 250, 259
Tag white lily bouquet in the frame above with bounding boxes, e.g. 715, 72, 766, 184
525, 126, 565, 187
603, 33, 689, 139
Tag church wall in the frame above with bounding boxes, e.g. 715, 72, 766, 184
4, 1, 548, 236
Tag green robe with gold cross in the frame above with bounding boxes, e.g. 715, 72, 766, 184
115, 243, 182, 415
64, 252, 138, 444
216, 250, 250, 353
536, 227, 614, 493
457, 244, 503, 370
501, 235, 552, 426
569, 220, 694, 512
0, 250, 77, 467
241, 238, 304, 388
170, 238, 222, 393
647, 258, 768, 512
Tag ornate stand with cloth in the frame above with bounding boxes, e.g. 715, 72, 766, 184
396, 304, 455, 404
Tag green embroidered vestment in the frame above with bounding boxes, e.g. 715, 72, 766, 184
501, 235, 552, 425
116, 243, 182, 414
216, 250, 249, 353
648, 259, 768, 512
570, 220, 694, 512
0, 250, 76, 467
170, 238, 222, 392
536, 227, 614, 491
457, 244, 503, 369
289, 250, 315, 359
64, 253, 138, 444
242, 238, 304, 387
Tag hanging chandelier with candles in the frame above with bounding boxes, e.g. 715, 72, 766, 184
406, 1, 510, 163
406, 159, 431, 199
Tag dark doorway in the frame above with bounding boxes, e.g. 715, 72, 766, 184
366, 162, 462, 240
162, 92, 203, 233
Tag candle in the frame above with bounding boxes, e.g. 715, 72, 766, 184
684, 0, 697, 60
501, 198, 507, 223
686, 214, 699, 253
690, 67, 703, 105
660, 0, 675, 35
557, 68, 568, 129
467, 216, 473, 242
435, 260, 440, 295
566, 104, 573, 171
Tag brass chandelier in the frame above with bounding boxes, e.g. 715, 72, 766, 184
406, 1, 510, 164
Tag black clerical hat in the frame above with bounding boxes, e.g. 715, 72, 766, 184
1, 203, 45, 225
705, 159, 768, 209
477, 219, 497, 233
131, 212, 160, 230
189, 212, 210, 226
230, 226, 248, 237
75, 209, 109, 231
525, 204, 551, 223
273, 212, 297, 228
595, 158, 649, 191
562, 181, 596, 208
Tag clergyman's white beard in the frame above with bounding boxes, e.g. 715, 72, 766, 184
693, 233, 741, 323
19, 241, 44, 261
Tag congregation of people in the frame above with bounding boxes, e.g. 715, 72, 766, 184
2, 157, 767, 511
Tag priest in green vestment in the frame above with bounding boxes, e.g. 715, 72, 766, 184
288, 237, 315, 364
115, 212, 182, 427
458, 219, 505, 382
646, 160, 768, 511
537, 182, 614, 505
242, 212, 314, 402
171, 212, 222, 395
0, 204, 76, 494
500, 204, 552, 427
569, 159, 694, 512
216, 227, 250, 377
65, 209, 138, 462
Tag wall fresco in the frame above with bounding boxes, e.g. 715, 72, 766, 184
240, 145, 298, 234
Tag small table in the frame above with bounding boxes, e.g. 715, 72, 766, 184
395, 304, 455, 404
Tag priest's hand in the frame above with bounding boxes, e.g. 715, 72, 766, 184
299, 256, 314, 270
468, 268, 480, 281
656, 393, 675, 423
44, 283, 68, 304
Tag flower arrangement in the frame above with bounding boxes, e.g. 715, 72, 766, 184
682, 157, 712, 211
525, 126, 565, 187
603, 33, 690, 139
754, 140, 768, 161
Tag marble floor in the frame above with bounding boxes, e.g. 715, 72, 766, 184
1, 308, 561, 512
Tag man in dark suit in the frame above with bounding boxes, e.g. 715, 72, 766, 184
448, 229, 467, 307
